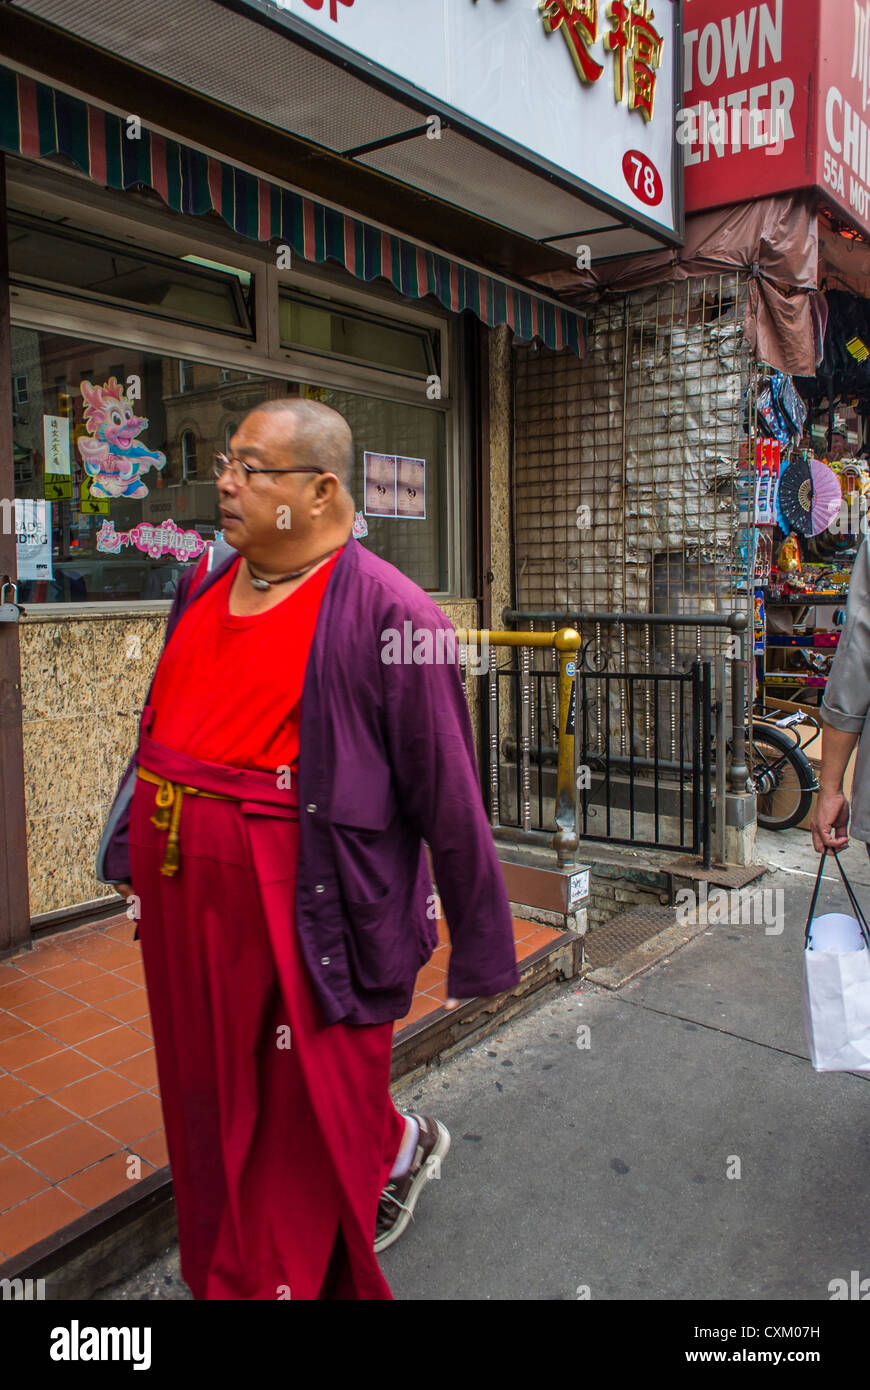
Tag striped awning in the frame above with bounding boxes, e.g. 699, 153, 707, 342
0, 65, 584, 356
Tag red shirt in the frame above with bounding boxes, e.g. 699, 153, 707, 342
149, 548, 344, 772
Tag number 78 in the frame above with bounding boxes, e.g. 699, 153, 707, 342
628, 156, 656, 201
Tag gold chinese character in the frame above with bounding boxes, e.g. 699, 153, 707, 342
606, 0, 663, 120
540, 0, 604, 84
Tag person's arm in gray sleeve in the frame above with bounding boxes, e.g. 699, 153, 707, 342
811, 536, 870, 851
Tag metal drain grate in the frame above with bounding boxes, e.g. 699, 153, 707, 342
585, 904, 676, 970
668, 858, 766, 889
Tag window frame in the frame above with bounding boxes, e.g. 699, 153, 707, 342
7, 210, 254, 338
181, 431, 197, 482
7, 159, 465, 607
277, 285, 438, 381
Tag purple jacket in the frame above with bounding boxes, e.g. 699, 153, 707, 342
96, 536, 520, 1025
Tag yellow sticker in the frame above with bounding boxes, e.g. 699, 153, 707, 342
79, 476, 110, 515
43, 472, 72, 501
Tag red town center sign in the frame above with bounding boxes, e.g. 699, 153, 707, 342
683, 0, 870, 239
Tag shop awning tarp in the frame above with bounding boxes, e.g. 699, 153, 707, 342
530, 192, 821, 376
0, 64, 584, 357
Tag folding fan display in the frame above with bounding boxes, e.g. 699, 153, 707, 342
776, 457, 842, 537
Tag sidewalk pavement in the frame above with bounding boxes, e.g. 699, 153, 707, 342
0, 905, 560, 1264
103, 827, 870, 1300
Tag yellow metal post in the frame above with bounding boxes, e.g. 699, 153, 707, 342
456, 627, 581, 865
554, 628, 581, 865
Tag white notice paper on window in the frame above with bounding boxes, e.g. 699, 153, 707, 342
43, 414, 71, 476
15, 499, 53, 582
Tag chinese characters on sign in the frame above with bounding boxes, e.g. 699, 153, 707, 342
96, 518, 207, 561
539, 0, 663, 121
278, 0, 354, 18
539, 0, 603, 83
42, 413, 71, 475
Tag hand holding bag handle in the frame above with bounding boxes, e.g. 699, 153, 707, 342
805, 849, 870, 950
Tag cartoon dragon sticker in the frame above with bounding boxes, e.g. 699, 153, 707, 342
76, 378, 166, 499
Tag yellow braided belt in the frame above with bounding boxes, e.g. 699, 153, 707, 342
137, 767, 234, 877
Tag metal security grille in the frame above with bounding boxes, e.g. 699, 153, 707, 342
510, 273, 753, 859
513, 272, 752, 643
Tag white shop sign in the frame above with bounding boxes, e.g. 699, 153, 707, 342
259, 0, 677, 233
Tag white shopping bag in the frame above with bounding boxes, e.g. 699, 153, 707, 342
802, 851, 870, 1073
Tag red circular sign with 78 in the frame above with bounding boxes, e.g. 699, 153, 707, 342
622, 150, 663, 206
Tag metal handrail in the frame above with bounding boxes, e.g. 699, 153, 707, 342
503, 607, 748, 630
456, 626, 713, 868
456, 627, 581, 865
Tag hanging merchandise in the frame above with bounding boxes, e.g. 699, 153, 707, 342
755, 383, 793, 449
777, 532, 802, 574
771, 371, 808, 442
832, 460, 870, 534
752, 370, 809, 452
754, 588, 765, 656
777, 457, 842, 537
754, 439, 780, 525
754, 529, 772, 582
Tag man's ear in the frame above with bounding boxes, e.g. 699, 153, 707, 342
312, 472, 340, 513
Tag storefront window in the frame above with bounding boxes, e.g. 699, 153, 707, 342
8, 215, 253, 335
309, 385, 446, 592
279, 289, 436, 378
11, 327, 449, 601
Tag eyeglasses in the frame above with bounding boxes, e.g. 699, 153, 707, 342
213, 452, 326, 483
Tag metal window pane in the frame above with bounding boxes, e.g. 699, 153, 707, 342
7, 214, 253, 335
278, 291, 433, 376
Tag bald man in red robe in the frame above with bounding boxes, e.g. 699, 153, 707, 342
98, 399, 519, 1300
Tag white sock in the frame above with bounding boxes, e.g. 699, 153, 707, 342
388, 1115, 420, 1179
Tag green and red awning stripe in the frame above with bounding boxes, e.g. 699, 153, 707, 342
0, 65, 584, 356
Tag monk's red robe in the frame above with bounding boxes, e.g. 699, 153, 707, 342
129, 552, 406, 1299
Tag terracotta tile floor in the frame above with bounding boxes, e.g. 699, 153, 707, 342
0, 910, 559, 1262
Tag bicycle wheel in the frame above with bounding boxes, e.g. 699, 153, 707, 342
750, 723, 816, 831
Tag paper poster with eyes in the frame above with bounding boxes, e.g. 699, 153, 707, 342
76, 378, 167, 500
364, 452, 397, 517
396, 455, 425, 520
364, 452, 426, 519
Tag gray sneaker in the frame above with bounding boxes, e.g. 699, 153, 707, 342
374, 1114, 451, 1253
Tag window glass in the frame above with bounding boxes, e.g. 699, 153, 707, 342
279, 290, 435, 377
8, 215, 252, 334
303, 385, 446, 591
11, 328, 449, 600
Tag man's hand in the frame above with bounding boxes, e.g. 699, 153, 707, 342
811, 790, 850, 852
810, 724, 858, 854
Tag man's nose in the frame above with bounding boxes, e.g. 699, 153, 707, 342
216, 468, 239, 501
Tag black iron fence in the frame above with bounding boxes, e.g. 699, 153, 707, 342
458, 609, 746, 867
